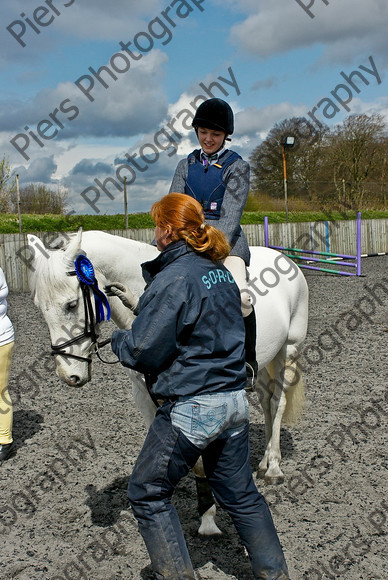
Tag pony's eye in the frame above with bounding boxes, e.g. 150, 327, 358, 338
66, 300, 78, 311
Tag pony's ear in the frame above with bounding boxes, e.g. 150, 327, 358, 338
27, 234, 46, 251
26, 235, 50, 300
26, 235, 48, 267
64, 228, 83, 261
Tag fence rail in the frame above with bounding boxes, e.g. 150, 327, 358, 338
1, 218, 387, 291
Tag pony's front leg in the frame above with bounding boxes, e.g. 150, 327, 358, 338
192, 458, 222, 536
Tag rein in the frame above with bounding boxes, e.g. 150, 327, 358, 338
50, 255, 118, 367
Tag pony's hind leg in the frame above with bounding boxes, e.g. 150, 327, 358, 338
256, 356, 287, 484
264, 383, 287, 484
260, 354, 305, 484
255, 363, 274, 479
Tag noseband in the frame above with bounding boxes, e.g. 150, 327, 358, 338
50, 255, 117, 368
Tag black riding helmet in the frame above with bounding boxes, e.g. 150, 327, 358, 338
192, 98, 234, 135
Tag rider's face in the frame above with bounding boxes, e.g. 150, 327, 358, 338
197, 127, 226, 155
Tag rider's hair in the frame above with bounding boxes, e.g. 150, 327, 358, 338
151, 193, 230, 262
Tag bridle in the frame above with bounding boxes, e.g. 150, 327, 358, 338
50, 255, 118, 370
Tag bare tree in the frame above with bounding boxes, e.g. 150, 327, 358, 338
324, 114, 386, 209
12, 183, 68, 214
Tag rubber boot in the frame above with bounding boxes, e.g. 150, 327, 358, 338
244, 308, 258, 390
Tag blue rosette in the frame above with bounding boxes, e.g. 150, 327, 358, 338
74, 255, 111, 323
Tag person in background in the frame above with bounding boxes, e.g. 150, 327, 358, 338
0, 267, 15, 462
107, 193, 289, 580
169, 97, 258, 387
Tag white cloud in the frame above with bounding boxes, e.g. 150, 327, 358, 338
1, 0, 200, 67
229, 0, 388, 67
344, 96, 388, 124
2, 1, 162, 52
14, 156, 58, 184
2, 50, 169, 167
235, 103, 308, 136
62, 148, 179, 215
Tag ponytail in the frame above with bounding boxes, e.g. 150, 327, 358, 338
151, 193, 230, 262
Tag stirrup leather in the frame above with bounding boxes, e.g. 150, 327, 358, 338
245, 362, 256, 391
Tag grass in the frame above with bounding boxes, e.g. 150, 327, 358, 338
1, 201, 387, 234
241, 192, 388, 223
241, 209, 388, 224
0, 213, 155, 234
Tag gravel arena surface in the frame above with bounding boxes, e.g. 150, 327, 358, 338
1, 255, 387, 580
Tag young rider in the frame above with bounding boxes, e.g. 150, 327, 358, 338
169, 98, 258, 387
108, 193, 289, 580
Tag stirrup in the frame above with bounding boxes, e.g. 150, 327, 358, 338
245, 362, 256, 391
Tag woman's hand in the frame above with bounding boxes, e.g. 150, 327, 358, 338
105, 283, 138, 312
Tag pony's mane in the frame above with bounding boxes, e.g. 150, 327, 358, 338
29, 235, 79, 305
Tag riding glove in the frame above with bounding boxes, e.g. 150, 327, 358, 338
105, 283, 138, 312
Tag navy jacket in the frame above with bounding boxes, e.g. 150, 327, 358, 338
111, 240, 246, 400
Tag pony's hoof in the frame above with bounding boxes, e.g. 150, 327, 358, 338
198, 505, 223, 536
257, 467, 267, 479
198, 521, 223, 536
264, 474, 285, 485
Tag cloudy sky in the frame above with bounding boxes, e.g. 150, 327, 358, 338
1, 0, 387, 215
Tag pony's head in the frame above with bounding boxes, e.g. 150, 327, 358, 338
27, 230, 102, 387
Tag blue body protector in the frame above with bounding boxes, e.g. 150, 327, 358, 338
184, 149, 241, 220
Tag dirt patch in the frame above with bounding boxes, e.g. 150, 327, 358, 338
1, 256, 387, 579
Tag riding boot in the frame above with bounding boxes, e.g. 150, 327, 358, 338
244, 308, 258, 390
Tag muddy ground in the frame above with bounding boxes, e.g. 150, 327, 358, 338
1, 256, 387, 580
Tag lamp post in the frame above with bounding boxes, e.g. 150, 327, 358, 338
282, 136, 295, 222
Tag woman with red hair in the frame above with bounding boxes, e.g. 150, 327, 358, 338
108, 193, 289, 580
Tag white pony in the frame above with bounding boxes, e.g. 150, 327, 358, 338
27, 231, 308, 530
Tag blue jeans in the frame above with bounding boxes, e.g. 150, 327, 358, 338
128, 391, 289, 580
170, 389, 249, 448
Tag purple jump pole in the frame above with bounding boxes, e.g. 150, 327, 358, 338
296, 264, 358, 276
264, 213, 362, 276
270, 245, 356, 260
357, 211, 362, 276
